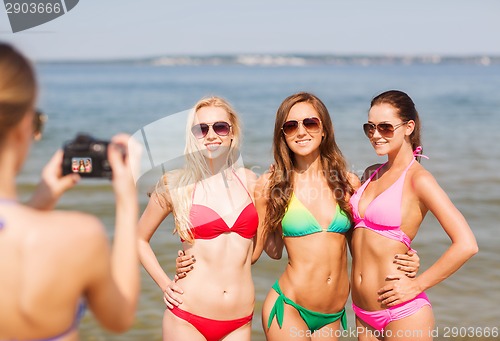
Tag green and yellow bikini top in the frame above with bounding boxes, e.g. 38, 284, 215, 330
281, 192, 351, 237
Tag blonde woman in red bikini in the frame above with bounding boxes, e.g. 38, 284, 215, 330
138, 96, 258, 341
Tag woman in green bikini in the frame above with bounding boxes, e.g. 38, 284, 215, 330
253, 92, 357, 339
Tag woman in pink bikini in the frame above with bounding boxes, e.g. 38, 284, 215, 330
138, 96, 258, 341
350, 90, 478, 340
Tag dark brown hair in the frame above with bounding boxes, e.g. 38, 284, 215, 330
264, 92, 354, 236
371, 90, 422, 157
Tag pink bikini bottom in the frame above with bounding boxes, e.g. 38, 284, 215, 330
352, 292, 431, 331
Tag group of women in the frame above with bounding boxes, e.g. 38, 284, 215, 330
141, 89, 477, 341
1, 41, 477, 341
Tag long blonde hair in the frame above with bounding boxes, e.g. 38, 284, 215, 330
0, 43, 37, 147
155, 96, 241, 243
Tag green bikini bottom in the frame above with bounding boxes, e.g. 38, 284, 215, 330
268, 280, 347, 332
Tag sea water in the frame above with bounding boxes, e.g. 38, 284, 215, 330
18, 60, 500, 340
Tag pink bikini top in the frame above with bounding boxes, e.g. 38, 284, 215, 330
349, 156, 419, 251
188, 170, 259, 240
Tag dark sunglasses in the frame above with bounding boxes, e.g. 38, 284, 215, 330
33, 110, 47, 141
362, 121, 408, 138
191, 121, 232, 139
282, 117, 322, 136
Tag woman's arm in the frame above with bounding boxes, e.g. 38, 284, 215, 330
138, 193, 171, 289
138, 190, 185, 309
84, 134, 140, 332
27, 150, 80, 210
412, 170, 478, 288
378, 169, 478, 306
252, 172, 284, 263
345, 172, 360, 256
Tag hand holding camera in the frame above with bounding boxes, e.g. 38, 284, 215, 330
62, 134, 113, 178
30, 133, 139, 210
62, 132, 140, 189
28, 150, 80, 210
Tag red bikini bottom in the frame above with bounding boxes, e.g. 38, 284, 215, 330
170, 306, 253, 341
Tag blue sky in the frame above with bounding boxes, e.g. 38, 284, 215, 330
1, 0, 499, 61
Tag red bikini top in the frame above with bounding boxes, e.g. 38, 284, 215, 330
188, 170, 258, 240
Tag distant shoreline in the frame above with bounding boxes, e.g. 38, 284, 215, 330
36, 54, 500, 66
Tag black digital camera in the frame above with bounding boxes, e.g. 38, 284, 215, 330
62, 134, 112, 179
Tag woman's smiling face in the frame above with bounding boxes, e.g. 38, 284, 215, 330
283, 102, 323, 159
192, 105, 233, 160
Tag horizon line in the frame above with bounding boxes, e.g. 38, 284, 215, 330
34, 53, 500, 66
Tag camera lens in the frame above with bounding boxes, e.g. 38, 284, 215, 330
92, 144, 104, 152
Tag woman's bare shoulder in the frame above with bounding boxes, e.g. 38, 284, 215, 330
361, 163, 384, 183
148, 171, 178, 209
41, 209, 106, 242
409, 163, 439, 194
347, 171, 361, 190
256, 171, 272, 189
235, 167, 258, 182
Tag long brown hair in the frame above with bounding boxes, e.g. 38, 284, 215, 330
0, 43, 37, 147
371, 90, 422, 159
264, 92, 354, 236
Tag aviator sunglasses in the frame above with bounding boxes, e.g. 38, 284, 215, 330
33, 109, 47, 141
191, 121, 232, 139
282, 117, 322, 136
362, 121, 408, 138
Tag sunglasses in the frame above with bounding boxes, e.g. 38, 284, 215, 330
191, 121, 232, 139
362, 121, 408, 138
33, 110, 47, 141
282, 117, 322, 136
